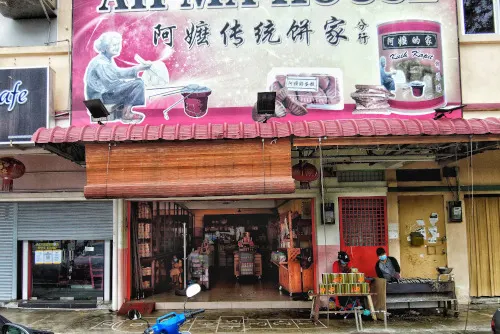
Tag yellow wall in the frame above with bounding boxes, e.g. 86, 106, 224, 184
455, 150, 500, 186
460, 43, 500, 104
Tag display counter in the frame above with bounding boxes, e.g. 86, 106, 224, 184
272, 248, 314, 295
371, 277, 459, 318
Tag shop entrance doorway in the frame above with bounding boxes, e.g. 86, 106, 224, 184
339, 197, 387, 277
128, 198, 316, 308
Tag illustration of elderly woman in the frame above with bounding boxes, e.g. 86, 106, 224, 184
380, 56, 396, 92
84, 32, 151, 123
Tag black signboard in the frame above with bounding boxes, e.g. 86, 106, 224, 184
0, 67, 53, 144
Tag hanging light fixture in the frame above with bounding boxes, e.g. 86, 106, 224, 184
0, 157, 26, 192
292, 160, 319, 189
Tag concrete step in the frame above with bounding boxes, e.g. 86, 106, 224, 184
155, 300, 311, 310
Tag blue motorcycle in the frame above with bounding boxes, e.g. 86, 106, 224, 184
128, 283, 204, 334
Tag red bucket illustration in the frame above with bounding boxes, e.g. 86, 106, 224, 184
181, 88, 212, 118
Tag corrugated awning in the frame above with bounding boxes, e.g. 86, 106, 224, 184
32, 118, 500, 143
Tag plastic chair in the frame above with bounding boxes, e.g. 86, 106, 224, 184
89, 256, 104, 290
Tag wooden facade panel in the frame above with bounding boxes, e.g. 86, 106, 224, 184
84, 139, 295, 199
466, 197, 500, 297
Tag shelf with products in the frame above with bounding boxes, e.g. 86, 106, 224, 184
275, 211, 314, 295
132, 201, 195, 298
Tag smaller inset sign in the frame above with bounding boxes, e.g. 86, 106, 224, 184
52, 250, 62, 264
43, 250, 53, 264
34, 251, 44, 265
285, 76, 319, 93
382, 33, 438, 50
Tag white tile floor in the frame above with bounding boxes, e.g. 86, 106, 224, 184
147, 271, 311, 309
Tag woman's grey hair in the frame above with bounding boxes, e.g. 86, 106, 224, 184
94, 32, 122, 53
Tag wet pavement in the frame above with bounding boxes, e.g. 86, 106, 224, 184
0, 304, 497, 333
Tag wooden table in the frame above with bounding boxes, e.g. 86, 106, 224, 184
310, 293, 377, 324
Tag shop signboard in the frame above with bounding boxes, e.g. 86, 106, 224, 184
71, 0, 461, 126
0, 67, 53, 144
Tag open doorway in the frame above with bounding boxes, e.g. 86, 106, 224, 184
128, 198, 316, 305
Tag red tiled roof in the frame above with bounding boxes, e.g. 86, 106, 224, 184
32, 118, 500, 144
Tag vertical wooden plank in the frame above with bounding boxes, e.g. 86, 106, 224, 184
486, 198, 495, 295
465, 198, 478, 297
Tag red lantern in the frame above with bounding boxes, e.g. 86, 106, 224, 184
292, 161, 319, 189
0, 158, 26, 192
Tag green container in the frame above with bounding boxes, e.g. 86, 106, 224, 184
329, 273, 336, 283
347, 273, 356, 284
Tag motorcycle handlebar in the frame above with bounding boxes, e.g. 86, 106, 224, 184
187, 309, 205, 318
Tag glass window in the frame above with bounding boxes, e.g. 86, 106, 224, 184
2, 325, 27, 334
463, 0, 496, 34
31, 240, 105, 300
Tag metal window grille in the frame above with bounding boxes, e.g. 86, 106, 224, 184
337, 170, 385, 183
340, 197, 387, 247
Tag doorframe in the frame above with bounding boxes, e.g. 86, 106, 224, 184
124, 195, 320, 302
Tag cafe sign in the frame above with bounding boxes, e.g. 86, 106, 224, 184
71, 0, 461, 126
0, 67, 54, 144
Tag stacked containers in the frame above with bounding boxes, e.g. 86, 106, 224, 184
319, 272, 369, 295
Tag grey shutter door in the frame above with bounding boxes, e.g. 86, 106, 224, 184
17, 201, 113, 240
0, 203, 15, 301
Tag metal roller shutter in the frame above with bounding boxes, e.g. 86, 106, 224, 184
17, 201, 113, 240
0, 203, 16, 301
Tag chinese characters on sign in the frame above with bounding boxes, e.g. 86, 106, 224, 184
324, 16, 348, 46
287, 19, 314, 45
285, 76, 319, 92
382, 33, 438, 49
152, 18, 371, 48
185, 21, 211, 49
254, 20, 281, 45
153, 24, 177, 47
356, 19, 369, 45
221, 19, 245, 47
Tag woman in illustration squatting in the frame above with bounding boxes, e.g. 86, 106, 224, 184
84, 31, 151, 123
379, 56, 396, 91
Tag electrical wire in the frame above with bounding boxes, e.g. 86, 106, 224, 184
463, 136, 474, 333
319, 138, 328, 276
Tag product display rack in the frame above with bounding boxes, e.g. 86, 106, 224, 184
132, 201, 194, 299
275, 211, 314, 296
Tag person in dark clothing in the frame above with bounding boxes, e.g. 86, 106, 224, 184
375, 247, 401, 282
332, 251, 352, 274
332, 251, 352, 309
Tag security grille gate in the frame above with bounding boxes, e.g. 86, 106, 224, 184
339, 197, 387, 277
17, 202, 113, 240
0, 203, 16, 301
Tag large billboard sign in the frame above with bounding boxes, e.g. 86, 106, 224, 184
72, 0, 461, 126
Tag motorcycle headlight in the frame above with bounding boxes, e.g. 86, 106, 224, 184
144, 328, 155, 334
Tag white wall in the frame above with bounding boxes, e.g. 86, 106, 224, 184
0, 16, 57, 47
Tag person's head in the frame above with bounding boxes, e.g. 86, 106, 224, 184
380, 56, 386, 68
94, 32, 123, 58
376, 247, 387, 261
338, 251, 350, 266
